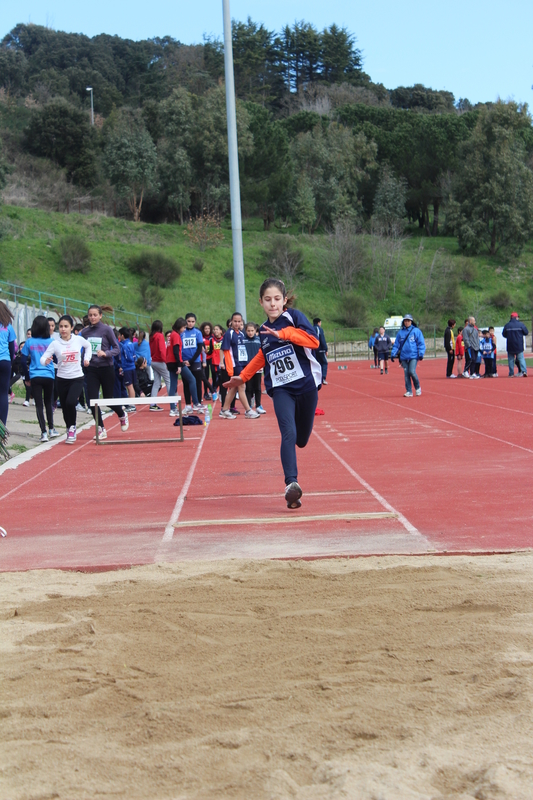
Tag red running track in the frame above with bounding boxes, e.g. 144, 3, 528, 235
1, 359, 532, 572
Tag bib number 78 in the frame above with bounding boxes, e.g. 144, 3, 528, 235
273, 355, 295, 375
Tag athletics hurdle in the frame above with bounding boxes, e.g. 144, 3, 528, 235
90, 396, 184, 445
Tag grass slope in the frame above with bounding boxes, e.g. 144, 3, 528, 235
1, 205, 533, 334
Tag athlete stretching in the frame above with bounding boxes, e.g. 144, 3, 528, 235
224, 279, 321, 509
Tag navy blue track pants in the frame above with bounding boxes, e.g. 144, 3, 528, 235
272, 387, 318, 485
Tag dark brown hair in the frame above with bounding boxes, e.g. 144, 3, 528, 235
259, 278, 295, 308
0, 301, 14, 328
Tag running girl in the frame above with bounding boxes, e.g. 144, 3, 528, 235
81, 305, 128, 438
224, 279, 321, 508
41, 315, 92, 444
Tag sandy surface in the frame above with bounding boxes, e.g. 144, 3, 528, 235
1, 553, 533, 800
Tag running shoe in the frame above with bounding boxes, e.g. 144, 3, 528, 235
245, 409, 260, 419
66, 426, 77, 444
323, 380, 328, 385
415, 388, 422, 396
93, 427, 107, 440
184, 405, 193, 413
204, 392, 213, 401
125, 405, 137, 413
219, 409, 236, 419
231, 408, 240, 415
76, 403, 85, 412
211, 392, 218, 401
49, 428, 60, 439
30, 399, 35, 406
380, 369, 383, 375
169, 409, 179, 417
120, 412, 129, 431
23, 400, 30, 407
257, 405, 267, 414
8, 392, 14, 403
40, 432, 49, 443
86, 406, 93, 414
285, 482, 303, 509
193, 405, 206, 414
385, 369, 388, 374
149, 404, 163, 411
447, 375, 457, 379
404, 391, 413, 397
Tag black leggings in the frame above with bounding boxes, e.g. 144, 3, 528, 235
57, 376, 84, 429
272, 387, 318, 485
31, 376, 54, 433
0, 359, 11, 425
246, 373, 262, 409
85, 365, 125, 427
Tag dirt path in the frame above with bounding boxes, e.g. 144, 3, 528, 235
2, 554, 533, 799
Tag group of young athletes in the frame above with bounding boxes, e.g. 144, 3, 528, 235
0, 280, 325, 508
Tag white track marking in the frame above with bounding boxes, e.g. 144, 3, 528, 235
160, 408, 217, 544
190, 490, 366, 501
422, 388, 533, 417
312, 430, 420, 535
332, 382, 533, 456
0, 416, 119, 503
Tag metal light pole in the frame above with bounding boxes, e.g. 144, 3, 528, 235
222, 0, 246, 321
86, 87, 94, 125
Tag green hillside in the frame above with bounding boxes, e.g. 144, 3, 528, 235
1, 205, 533, 334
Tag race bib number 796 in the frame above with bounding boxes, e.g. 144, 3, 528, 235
267, 344, 304, 387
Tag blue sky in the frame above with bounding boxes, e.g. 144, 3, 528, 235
2, 1, 532, 105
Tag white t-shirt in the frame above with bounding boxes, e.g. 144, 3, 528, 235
41, 335, 91, 379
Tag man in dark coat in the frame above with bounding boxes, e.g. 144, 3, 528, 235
502, 313, 528, 377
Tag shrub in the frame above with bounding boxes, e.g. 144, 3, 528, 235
262, 236, 304, 288
223, 269, 234, 281
184, 211, 224, 251
490, 289, 512, 309
127, 250, 181, 288
193, 259, 204, 272
58, 235, 91, 273
139, 279, 163, 313
339, 292, 368, 327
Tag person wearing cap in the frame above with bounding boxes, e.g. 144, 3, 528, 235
502, 313, 528, 377
390, 315, 425, 397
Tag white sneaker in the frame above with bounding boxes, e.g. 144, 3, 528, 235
448, 375, 457, 379
169, 409, 178, 416
184, 405, 193, 413
463, 371, 470, 378
23, 400, 30, 407
66, 426, 77, 444
76, 403, 85, 412
257, 405, 266, 414
193, 404, 206, 413
245, 409, 260, 419
93, 426, 108, 440
120, 411, 129, 431
48, 428, 60, 439
30, 399, 35, 406
219, 409, 236, 419
40, 431, 49, 443
86, 406, 93, 414
404, 391, 413, 397
415, 388, 422, 396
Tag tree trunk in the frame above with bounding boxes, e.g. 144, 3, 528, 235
490, 221, 496, 255
424, 207, 431, 237
417, 211, 424, 229
432, 199, 440, 237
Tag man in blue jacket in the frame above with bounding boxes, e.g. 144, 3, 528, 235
391, 314, 426, 397
502, 312, 528, 377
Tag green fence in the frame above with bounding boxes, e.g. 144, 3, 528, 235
0, 280, 151, 329
326, 325, 441, 361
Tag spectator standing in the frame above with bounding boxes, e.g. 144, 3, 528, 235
369, 328, 379, 369
374, 327, 392, 374
0, 301, 16, 426
479, 330, 496, 377
391, 315, 425, 397
21, 315, 59, 442
462, 317, 480, 379
149, 320, 171, 411
312, 318, 328, 384
488, 327, 498, 377
444, 319, 456, 378
181, 314, 205, 405
455, 326, 465, 376
502, 313, 528, 377
244, 322, 266, 413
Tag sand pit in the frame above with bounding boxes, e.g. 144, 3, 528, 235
2, 553, 533, 799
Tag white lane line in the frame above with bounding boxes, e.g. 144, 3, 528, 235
160, 406, 217, 545
421, 388, 533, 417
0, 416, 119, 503
331, 381, 533, 456
192, 490, 366, 501
312, 430, 421, 536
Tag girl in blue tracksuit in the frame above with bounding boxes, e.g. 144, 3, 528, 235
224, 279, 322, 509
391, 315, 426, 397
